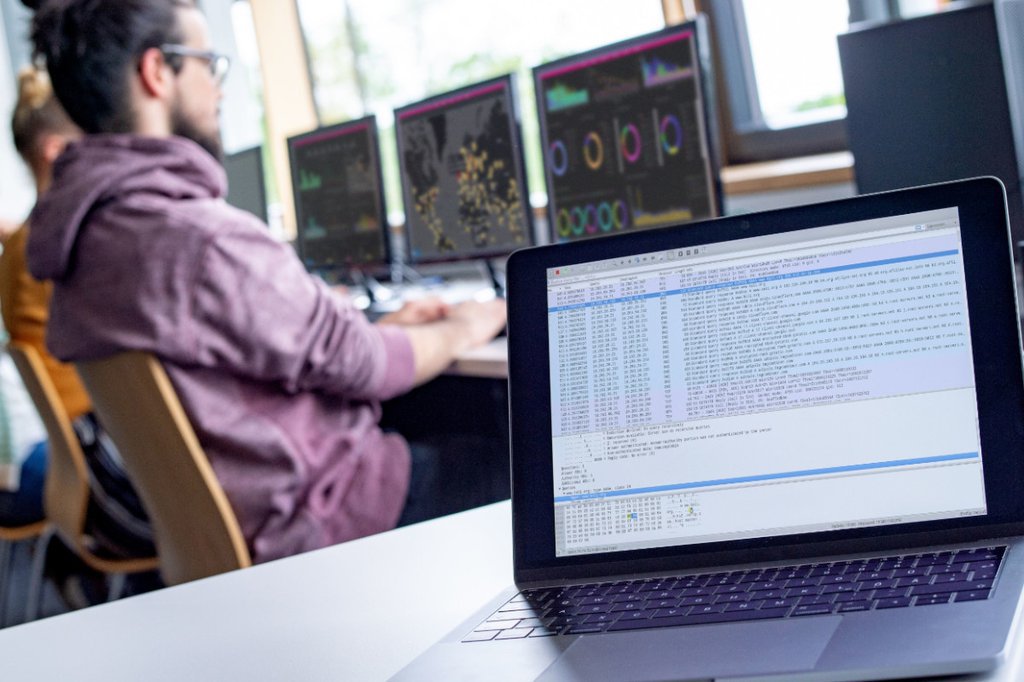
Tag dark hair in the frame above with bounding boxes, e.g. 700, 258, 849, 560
30, 0, 194, 134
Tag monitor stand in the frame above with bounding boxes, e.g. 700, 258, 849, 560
355, 264, 446, 320
357, 260, 505, 320
482, 259, 506, 298
350, 269, 386, 305
390, 262, 427, 287
348, 269, 412, 319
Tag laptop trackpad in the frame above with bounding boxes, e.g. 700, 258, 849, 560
537, 617, 841, 681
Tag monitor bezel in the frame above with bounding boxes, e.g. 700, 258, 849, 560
224, 145, 269, 223
287, 115, 392, 275
393, 73, 535, 265
506, 177, 1024, 584
532, 19, 724, 245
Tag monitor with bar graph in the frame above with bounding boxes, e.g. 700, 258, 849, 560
288, 116, 390, 273
534, 21, 722, 242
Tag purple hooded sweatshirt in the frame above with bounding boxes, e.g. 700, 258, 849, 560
27, 135, 415, 562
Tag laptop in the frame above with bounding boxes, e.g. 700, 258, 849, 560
395, 177, 1024, 681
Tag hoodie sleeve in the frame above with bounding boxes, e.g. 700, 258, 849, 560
188, 225, 415, 402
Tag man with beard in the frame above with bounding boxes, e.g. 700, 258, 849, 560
27, 0, 508, 563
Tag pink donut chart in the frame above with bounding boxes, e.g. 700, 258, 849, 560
556, 199, 629, 238
554, 112, 684, 182
619, 123, 643, 164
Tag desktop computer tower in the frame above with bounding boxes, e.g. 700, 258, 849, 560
838, 0, 1024, 249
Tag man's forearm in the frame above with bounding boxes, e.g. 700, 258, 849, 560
402, 319, 478, 387
380, 298, 507, 387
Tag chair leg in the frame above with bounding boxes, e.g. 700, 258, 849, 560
106, 572, 126, 602
24, 526, 54, 622
0, 539, 11, 628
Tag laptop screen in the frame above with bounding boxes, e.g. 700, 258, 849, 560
545, 207, 988, 558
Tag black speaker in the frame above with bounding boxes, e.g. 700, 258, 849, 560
839, 0, 1024, 248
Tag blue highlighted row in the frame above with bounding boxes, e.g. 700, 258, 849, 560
554, 451, 979, 503
549, 249, 960, 314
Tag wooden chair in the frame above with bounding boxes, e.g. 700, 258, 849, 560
76, 351, 251, 587
7, 343, 159, 620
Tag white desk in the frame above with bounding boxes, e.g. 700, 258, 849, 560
447, 336, 508, 379
0, 501, 1021, 681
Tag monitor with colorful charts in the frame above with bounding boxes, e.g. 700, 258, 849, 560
534, 21, 722, 242
288, 116, 390, 273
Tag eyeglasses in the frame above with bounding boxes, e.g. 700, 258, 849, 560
160, 44, 231, 84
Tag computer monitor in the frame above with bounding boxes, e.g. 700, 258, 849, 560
394, 75, 533, 263
534, 21, 722, 243
287, 116, 390, 273
224, 146, 268, 223
838, 0, 1024, 247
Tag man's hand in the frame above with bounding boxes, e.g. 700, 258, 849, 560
445, 298, 506, 348
378, 297, 451, 326
398, 298, 507, 387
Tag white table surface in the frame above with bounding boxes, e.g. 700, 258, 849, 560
447, 336, 508, 379
0, 500, 1021, 681
0, 503, 512, 681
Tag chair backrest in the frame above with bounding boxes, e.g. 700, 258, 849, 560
76, 351, 251, 585
7, 342, 90, 548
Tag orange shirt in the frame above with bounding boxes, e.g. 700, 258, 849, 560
0, 224, 91, 420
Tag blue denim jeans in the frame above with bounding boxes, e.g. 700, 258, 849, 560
0, 441, 46, 526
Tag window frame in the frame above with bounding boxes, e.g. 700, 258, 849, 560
696, 0, 902, 164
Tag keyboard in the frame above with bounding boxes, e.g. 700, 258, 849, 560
363, 279, 499, 320
462, 546, 1004, 642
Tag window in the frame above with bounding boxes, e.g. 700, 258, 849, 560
296, 0, 664, 222
0, 0, 31, 72
225, 1, 267, 149
208, 1, 287, 233
897, 0, 951, 18
224, 1, 279, 206
702, 0, 850, 162
701, 0, 948, 163
741, 1, 849, 130
0, 0, 35, 220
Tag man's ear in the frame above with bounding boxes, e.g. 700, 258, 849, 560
137, 46, 175, 99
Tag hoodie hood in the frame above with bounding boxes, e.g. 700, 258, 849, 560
27, 134, 226, 282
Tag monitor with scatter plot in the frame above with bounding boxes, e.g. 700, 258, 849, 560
224, 146, 268, 223
534, 20, 722, 243
288, 116, 390, 272
394, 75, 533, 263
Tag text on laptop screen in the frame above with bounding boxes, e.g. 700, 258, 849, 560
545, 208, 987, 557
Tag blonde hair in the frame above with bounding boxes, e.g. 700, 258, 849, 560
11, 66, 77, 167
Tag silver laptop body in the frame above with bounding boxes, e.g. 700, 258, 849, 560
396, 177, 1024, 681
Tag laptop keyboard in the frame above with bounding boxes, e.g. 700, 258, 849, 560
462, 546, 1005, 642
